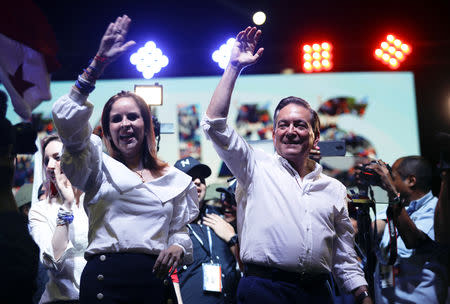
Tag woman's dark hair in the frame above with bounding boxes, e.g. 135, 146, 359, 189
101, 91, 167, 175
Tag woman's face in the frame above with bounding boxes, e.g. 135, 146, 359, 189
44, 140, 63, 183
109, 97, 146, 161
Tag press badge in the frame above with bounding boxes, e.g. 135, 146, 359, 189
202, 263, 222, 292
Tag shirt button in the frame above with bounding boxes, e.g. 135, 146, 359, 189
306, 228, 310, 231
216, 256, 220, 260
307, 249, 311, 253
97, 274, 104, 280
99, 255, 106, 261
183, 265, 187, 270
222, 273, 225, 277
97, 293, 104, 300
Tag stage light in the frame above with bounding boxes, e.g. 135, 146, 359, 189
212, 38, 235, 69
374, 34, 412, 69
301, 42, 333, 73
321, 42, 331, 50
395, 51, 404, 61
375, 49, 383, 58
303, 62, 312, 72
389, 58, 399, 69
129, 41, 169, 79
313, 60, 321, 70
401, 44, 411, 54
253, 11, 266, 25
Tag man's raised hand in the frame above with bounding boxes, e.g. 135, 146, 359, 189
229, 27, 264, 70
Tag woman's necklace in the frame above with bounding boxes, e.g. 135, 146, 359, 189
133, 169, 145, 183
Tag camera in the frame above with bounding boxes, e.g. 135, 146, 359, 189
358, 160, 387, 186
0, 90, 37, 155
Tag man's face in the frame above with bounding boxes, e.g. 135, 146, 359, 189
273, 104, 318, 162
193, 177, 206, 203
390, 159, 411, 199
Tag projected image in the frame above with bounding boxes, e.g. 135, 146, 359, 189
235, 104, 273, 140
178, 104, 201, 159
318, 96, 377, 187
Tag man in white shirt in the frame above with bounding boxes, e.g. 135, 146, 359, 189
202, 26, 371, 304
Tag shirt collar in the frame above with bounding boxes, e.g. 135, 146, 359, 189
406, 191, 434, 215
275, 153, 322, 180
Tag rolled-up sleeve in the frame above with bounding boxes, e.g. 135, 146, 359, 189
201, 115, 254, 187
168, 183, 199, 264
28, 204, 74, 272
52, 88, 103, 197
332, 186, 368, 293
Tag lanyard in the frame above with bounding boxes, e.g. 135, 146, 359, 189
188, 224, 214, 260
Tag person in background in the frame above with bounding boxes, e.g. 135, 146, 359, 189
52, 15, 198, 303
29, 135, 88, 304
369, 156, 447, 304
175, 156, 239, 304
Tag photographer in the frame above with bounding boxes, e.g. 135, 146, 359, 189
368, 156, 447, 303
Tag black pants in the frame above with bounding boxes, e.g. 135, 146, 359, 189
80, 253, 165, 304
237, 264, 334, 304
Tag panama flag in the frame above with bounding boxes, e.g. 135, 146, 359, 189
0, 1, 60, 119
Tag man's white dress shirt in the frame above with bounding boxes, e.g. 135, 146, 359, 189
202, 116, 367, 293
52, 89, 199, 263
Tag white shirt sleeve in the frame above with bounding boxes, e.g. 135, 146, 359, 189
167, 183, 199, 265
28, 202, 75, 272
201, 115, 255, 188
52, 88, 103, 197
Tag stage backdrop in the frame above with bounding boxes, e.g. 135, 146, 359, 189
4, 72, 419, 185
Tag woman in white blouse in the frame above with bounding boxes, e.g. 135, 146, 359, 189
52, 15, 199, 303
29, 134, 88, 304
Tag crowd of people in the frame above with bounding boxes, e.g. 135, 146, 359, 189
1, 15, 448, 304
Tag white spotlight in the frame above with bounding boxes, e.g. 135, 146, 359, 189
130, 41, 169, 79
252, 11, 266, 25
212, 38, 236, 70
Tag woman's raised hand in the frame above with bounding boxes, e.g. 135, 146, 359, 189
229, 26, 264, 70
96, 15, 136, 63
54, 161, 75, 208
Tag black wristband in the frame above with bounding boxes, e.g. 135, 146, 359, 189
356, 290, 370, 303
227, 234, 238, 247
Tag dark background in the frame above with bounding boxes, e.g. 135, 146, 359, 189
34, 0, 450, 173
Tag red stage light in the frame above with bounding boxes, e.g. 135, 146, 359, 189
374, 34, 411, 69
302, 42, 333, 73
